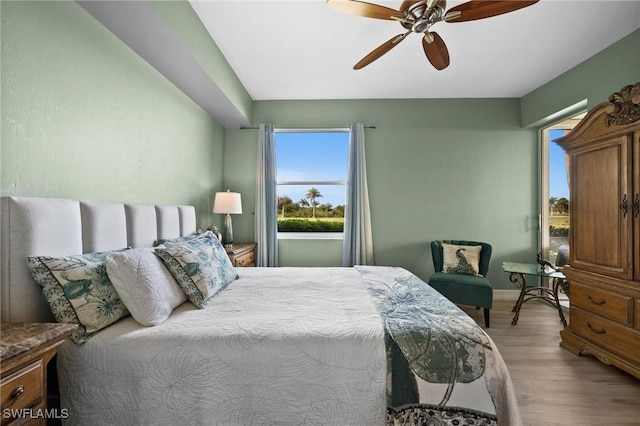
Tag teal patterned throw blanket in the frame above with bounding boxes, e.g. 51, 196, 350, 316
356, 266, 521, 426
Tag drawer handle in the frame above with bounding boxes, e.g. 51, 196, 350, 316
587, 295, 606, 305
587, 322, 606, 334
9, 385, 25, 403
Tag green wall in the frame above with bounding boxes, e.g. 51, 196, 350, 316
521, 29, 640, 128
1, 1, 224, 228
224, 99, 539, 288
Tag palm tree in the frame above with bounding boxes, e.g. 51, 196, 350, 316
277, 195, 292, 218
549, 197, 558, 215
306, 187, 322, 219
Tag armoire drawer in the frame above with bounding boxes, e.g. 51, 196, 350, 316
570, 306, 640, 362
570, 282, 632, 325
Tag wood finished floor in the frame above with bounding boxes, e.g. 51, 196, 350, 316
459, 294, 640, 426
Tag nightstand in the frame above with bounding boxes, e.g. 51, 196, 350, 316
226, 243, 257, 267
1, 323, 76, 425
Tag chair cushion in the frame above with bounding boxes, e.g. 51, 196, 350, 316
428, 272, 493, 309
429, 272, 491, 288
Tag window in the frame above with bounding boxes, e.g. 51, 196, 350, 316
275, 129, 349, 237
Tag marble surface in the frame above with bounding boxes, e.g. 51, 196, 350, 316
0, 322, 77, 365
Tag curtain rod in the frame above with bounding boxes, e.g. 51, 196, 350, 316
239, 125, 376, 130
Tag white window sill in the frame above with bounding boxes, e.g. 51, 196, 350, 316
277, 232, 344, 240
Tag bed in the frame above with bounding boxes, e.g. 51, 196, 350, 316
1, 196, 521, 425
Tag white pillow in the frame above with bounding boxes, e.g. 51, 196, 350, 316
105, 248, 186, 326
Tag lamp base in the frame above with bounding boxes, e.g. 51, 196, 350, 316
222, 213, 234, 247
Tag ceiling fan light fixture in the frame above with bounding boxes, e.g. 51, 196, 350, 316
412, 18, 431, 33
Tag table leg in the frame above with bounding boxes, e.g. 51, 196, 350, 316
509, 272, 527, 325
552, 277, 567, 327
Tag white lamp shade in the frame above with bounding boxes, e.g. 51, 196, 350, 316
213, 191, 242, 214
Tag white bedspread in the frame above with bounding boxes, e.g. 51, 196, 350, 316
57, 267, 388, 426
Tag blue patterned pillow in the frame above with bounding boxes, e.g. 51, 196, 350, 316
155, 232, 238, 308
27, 250, 130, 344
154, 230, 203, 247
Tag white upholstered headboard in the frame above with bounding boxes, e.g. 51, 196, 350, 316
1, 196, 197, 323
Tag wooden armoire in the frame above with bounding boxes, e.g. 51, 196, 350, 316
555, 82, 640, 379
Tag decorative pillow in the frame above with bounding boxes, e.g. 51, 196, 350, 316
155, 232, 237, 308
26, 250, 130, 344
105, 248, 187, 326
442, 243, 483, 276
154, 230, 203, 247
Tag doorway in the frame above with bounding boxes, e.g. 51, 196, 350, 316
540, 113, 585, 301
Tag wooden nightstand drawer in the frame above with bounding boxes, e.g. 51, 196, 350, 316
234, 250, 255, 267
1, 360, 43, 412
226, 243, 256, 267
570, 282, 632, 325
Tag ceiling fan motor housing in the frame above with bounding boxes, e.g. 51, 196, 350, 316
405, 1, 445, 33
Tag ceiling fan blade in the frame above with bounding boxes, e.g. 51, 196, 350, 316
326, 0, 402, 20
354, 32, 411, 70
444, 1, 539, 23
422, 31, 450, 70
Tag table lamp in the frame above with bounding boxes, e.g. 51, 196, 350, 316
213, 190, 242, 248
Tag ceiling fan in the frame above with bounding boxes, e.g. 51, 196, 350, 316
326, 0, 539, 70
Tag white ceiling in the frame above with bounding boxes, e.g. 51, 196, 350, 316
190, 0, 640, 101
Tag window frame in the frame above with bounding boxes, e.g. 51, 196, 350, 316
275, 127, 349, 240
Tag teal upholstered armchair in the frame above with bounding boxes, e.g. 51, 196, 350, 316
428, 240, 493, 327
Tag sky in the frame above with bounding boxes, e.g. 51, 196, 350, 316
275, 131, 349, 207
549, 129, 569, 199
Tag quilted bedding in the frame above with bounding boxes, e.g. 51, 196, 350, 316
56, 266, 520, 425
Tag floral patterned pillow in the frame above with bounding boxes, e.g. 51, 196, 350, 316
442, 243, 483, 276
155, 232, 237, 308
27, 250, 130, 344
154, 230, 203, 247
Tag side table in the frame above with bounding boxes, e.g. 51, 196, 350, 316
1, 323, 77, 425
226, 243, 256, 267
502, 262, 568, 326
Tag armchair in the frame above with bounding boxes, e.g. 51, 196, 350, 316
428, 240, 493, 327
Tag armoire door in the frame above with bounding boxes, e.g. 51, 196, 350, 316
570, 134, 632, 280
634, 133, 639, 283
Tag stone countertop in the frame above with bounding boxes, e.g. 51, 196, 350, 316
0, 322, 77, 365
